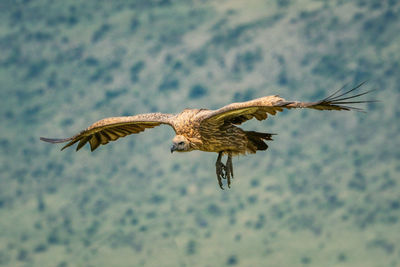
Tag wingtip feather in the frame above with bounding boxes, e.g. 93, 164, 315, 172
320, 81, 377, 111
40, 137, 72, 143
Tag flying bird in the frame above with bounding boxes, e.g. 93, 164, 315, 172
41, 82, 374, 189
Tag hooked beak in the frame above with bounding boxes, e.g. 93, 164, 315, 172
170, 144, 177, 153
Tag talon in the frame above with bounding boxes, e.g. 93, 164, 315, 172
216, 167, 224, 190
221, 164, 227, 179
215, 152, 235, 189
226, 168, 231, 188
225, 153, 233, 188
215, 152, 226, 190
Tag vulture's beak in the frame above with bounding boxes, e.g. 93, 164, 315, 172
170, 144, 177, 153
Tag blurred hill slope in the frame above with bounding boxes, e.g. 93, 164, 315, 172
0, 0, 399, 266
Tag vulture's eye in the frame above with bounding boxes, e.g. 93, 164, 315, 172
178, 141, 185, 146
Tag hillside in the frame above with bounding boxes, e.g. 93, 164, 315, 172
0, 0, 399, 266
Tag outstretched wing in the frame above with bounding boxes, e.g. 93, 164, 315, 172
199, 82, 376, 126
40, 113, 175, 151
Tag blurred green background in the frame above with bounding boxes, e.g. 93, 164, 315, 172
0, 0, 399, 266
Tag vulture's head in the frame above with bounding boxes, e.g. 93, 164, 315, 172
171, 135, 191, 153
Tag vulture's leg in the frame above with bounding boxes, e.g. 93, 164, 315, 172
225, 152, 234, 188
215, 152, 226, 190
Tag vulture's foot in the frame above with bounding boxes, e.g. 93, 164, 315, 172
215, 152, 234, 189
215, 152, 226, 190
225, 153, 234, 188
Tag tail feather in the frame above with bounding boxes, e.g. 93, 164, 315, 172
245, 131, 275, 151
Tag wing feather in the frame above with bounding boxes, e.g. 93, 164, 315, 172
103, 129, 120, 141
98, 133, 109, 145
114, 127, 130, 136
200, 82, 375, 127
40, 113, 175, 151
89, 134, 101, 151
76, 136, 90, 151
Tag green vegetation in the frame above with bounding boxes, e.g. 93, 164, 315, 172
0, 0, 399, 266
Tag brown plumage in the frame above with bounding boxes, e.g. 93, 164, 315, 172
41, 82, 375, 189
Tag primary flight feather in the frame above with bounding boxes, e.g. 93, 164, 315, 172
41, 82, 375, 189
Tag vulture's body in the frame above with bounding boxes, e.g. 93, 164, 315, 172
41, 83, 375, 189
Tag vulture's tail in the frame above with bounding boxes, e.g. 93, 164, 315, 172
245, 131, 275, 152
